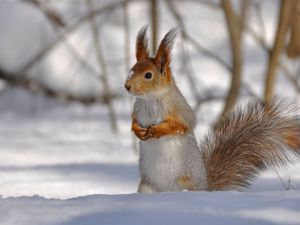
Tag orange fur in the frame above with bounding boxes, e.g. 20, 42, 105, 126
203, 101, 300, 190
126, 59, 171, 96
128, 27, 300, 193
148, 115, 187, 139
176, 175, 194, 190
126, 27, 177, 97
136, 26, 149, 61
132, 113, 187, 141
132, 119, 149, 140
283, 129, 300, 149
154, 27, 177, 82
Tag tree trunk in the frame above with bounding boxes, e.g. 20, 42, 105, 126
150, 0, 158, 55
264, 0, 292, 103
219, 0, 248, 118
86, 0, 118, 132
287, 0, 300, 58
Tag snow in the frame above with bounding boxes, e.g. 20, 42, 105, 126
1, 191, 300, 225
0, 0, 300, 224
0, 88, 138, 199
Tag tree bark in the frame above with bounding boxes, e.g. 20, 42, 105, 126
0, 68, 112, 104
150, 0, 159, 55
219, 0, 248, 118
86, 0, 118, 132
264, 0, 292, 103
287, 0, 300, 58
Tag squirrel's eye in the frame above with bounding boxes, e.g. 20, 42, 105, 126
144, 72, 152, 79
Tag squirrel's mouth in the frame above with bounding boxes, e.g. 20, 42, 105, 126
124, 81, 131, 92
124, 85, 142, 96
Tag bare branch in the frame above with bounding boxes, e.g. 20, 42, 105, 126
123, 0, 138, 153
165, 0, 232, 71
194, 93, 225, 112
179, 36, 202, 107
287, 0, 300, 58
27, 0, 101, 79
150, 0, 159, 54
253, 0, 267, 45
171, 0, 221, 9
21, 0, 140, 74
187, 35, 232, 72
264, 0, 293, 103
219, 0, 249, 118
280, 63, 300, 94
86, 0, 118, 132
28, 0, 66, 27
0, 68, 112, 105
123, 0, 131, 72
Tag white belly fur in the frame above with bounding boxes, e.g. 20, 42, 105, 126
140, 136, 185, 191
135, 96, 207, 191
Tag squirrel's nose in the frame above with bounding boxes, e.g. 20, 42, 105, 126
125, 82, 131, 91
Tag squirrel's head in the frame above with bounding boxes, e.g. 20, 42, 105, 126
125, 26, 178, 97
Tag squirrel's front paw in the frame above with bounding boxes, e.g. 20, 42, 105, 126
132, 122, 159, 140
133, 127, 146, 140
145, 126, 156, 139
132, 125, 150, 141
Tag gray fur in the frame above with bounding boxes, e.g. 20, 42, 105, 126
202, 100, 300, 190
135, 82, 207, 192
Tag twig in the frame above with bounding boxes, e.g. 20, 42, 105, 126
0, 68, 112, 104
123, 0, 131, 72
28, 0, 66, 27
194, 94, 225, 112
280, 62, 300, 94
253, 0, 267, 45
219, 0, 249, 118
194, 82, 263, 113
287, 176, 292, 190
150, 0, 159, 54
21, 0, 140, 74
123, 0, 138, 153
187, 35, 232, 72
242, 82, 262, 102
165, 0, 232, 72
171, 0, 221, 9
287, 0, 300, 58
264, 0, 293, 103
274, 168, 289, 190
86, 0, 118, 132
179, 35, 202, 106
26, 0, 107, 79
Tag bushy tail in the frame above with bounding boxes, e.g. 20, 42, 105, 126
201, 101, 300, 191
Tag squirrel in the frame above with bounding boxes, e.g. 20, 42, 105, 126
124, 26, 300, 193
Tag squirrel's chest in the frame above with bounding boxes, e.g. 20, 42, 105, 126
135, 98, 164, 127
139, 137, 184, 191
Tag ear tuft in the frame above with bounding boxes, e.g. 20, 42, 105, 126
136, 25, 149, 61
158, 27, 179, 52
155, 27, 179, 73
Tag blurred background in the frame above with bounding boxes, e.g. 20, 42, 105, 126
0, 0, 299, 199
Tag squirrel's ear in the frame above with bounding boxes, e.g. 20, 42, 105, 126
154, 27, 178, 74
136, 26, 149, 61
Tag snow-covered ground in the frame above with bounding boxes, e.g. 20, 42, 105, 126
1, 191, 300, 225
1, 0, 300, 224
0, 89, 139, 199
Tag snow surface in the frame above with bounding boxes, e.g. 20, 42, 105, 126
0, 0, 300, 224
1, 191, 300, 225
